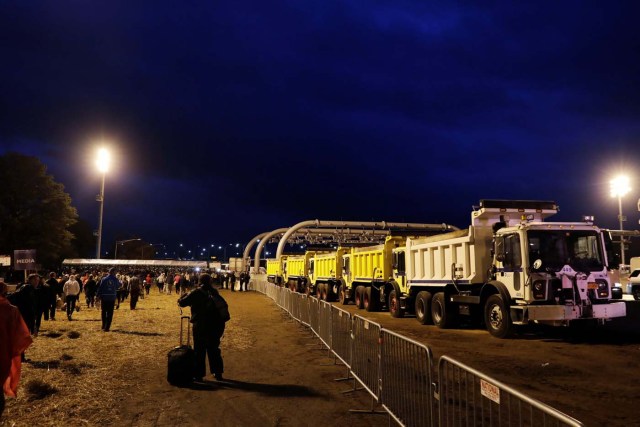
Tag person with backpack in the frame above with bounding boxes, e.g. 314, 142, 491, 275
177, 273, 229, 382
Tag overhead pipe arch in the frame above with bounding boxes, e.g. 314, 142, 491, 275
275, 220, 459, 259
250, 227, 391, 273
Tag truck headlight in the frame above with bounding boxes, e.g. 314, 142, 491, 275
597, 280, 609, 298
533, 280, 546, 300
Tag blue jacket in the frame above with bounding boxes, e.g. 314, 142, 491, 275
96, 274, 120, 302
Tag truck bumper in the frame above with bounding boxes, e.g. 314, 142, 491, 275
526, 302, 626, 321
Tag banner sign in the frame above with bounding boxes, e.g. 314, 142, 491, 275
14, 249, 37, 270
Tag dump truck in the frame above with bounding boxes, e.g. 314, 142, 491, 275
283, 252, 315, 293
309, 247, 349, 300
266, 257, 285, 285
390, 200, 627, 337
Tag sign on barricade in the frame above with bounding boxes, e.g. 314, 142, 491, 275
350, 315, 382, 401
438, 356, 583, 427
380, 329, 434, 427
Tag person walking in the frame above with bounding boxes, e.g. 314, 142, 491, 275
96, 268, 120, 332
63, 275, 81, 320
128, 272, 142, 310
8, 274, 38, 337
84, 275, 97, 308
0, 281, 33, 417
178, 273, 228, 382
45, 272, 60, 320
34, 276, 52, 334
229, 272, 237, 292
157, 272, 165, 294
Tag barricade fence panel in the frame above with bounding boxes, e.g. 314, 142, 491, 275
438, 356, 583, 427
350, 315, 382, 401
299, 295, 310, 327
308, 297, 320, 338
380, 329, 434, 427
330, 306, 352, 368
290, 292, 299, 322
317, 301, 332, 349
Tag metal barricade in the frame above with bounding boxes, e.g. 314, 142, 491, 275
308, 297, 320, 337
317, 300, 332, 349
330, 305, 352, 369
380, 329, 434, 427
350, 315, 382, 401
299, 294, 310, 327
438, 356, 583, 427
290, 292, 298, 321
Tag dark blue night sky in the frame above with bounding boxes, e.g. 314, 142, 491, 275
1, 2, 640, 255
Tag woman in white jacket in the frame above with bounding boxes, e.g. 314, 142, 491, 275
63, 275, 81, 320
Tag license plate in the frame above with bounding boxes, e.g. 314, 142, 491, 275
587, 282, 598, 289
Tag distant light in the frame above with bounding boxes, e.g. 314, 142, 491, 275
235, 243, 239, 247
179, 243, 183, 247
610, 175, 631, 198
195, 267, 201, 272
96, 148, 110, 173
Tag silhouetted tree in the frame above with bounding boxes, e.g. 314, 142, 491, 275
0, 152, 78, 268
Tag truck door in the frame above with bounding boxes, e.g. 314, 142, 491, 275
343, 255, 351, 288
498, 233, 524, 298
308, 259, 315, 285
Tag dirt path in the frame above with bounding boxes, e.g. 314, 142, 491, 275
2, 290, 387, 427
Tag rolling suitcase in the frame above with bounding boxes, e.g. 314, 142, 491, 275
167, 316, 195, 386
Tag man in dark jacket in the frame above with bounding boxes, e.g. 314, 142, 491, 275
96, 268, 120, 331
84, 275, 97, 308
128, 272, 142, 310
8, 274, 38, 336
178, 273, 226, 381
45, 272, 60, 320
34, 276, 52, 334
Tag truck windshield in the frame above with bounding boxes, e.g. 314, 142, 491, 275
527, 230, 604, 272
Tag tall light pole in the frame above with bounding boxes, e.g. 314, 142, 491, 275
610, 175, 631, 266
96, 148, 110, 259
115, 238, 141, 259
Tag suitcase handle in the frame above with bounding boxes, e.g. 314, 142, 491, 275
179, 315, 191, 346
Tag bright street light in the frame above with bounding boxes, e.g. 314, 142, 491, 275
610, 175, 631, 266
95, 147, 111, 259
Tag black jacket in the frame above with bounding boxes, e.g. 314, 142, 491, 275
178, 286, 225, 328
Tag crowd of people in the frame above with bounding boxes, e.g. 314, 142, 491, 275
0, 266, 248, 417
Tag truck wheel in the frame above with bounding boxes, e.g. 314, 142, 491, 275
415, 291, 433, 325
484, 294, 514, 338
367, 287, 380, 312
330, 282, 340, 302
633, 286, 640, 301
432, 292, 455, 328
388, 289, 404, 318
364, 287, 379, 312
339, 284, 349, 305
355, 286, 365, 309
